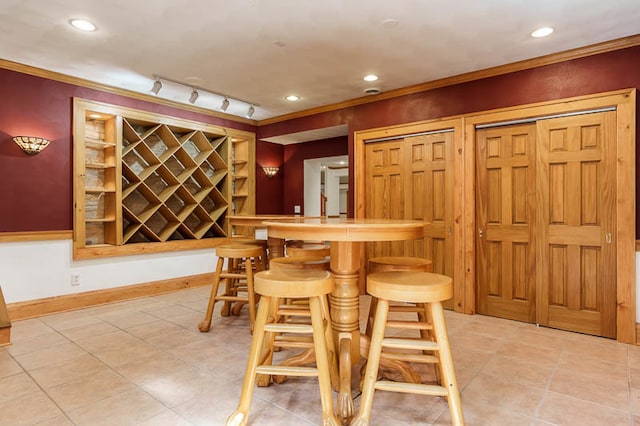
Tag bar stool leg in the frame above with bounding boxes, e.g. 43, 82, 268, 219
227, 295, 272, 426
430, 301, 464, 425
309, 296, 340, 426
245, 257, 257, 332
256, 297, 280, 387
198, 257, 225, 332
351, 299, 390, 426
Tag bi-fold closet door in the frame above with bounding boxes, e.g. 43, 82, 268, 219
365, 130, 455, 306
475, 110, 617, 338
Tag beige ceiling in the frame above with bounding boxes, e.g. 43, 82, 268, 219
1, 0, 639, 125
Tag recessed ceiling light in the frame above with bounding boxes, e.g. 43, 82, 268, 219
382, 19, 399, 28
364, 74, 378, 82
285, 95, 300, 101
531, 26, 554, 38
70, 19, 96, 31
88, 113, 102, 119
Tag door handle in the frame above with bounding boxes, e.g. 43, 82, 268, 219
605, 232, 612, 244
478, 227, 484, 238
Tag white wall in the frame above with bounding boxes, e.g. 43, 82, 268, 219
0, 239, 216, 304
325, 167, 348, 217
303, 155, 349, 216
1, 240, 638, 323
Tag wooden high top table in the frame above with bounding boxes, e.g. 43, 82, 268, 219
228, 215, 314, 258
262, 217, 425, 423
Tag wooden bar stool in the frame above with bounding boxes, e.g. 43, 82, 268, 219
198, 244, 265, 333
266, 255, 331, 382
286, 244, 330, 261
365, 256, 433, 336
230, 237, 270, 268
269, 256, 330, 271
226, 269, 340, 426
362, 256, 435, 386
352, 271, 464, 426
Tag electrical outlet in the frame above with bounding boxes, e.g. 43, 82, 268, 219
294, 205, 301, 214
71, 273, 81, 287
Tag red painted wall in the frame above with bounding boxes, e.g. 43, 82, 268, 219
0, 68, 255, 232
3, 45, 640, 232
259, 45, 640, 229
255, 141, 284, 214
281, 136, 348, 215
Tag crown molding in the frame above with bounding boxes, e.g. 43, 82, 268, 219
258, 34, 640, 126
0, 59, 257, 126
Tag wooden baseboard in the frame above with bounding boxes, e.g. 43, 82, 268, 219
0, 327, 10, 347
7, 273, 214, 321
637, 323, 640, 345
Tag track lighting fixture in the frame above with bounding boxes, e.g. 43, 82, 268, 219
149, 74, 257, 118
189, 89, 199, 104
151, 78, 162, 95
221, 97, 230, 111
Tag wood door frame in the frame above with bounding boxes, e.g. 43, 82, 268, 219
464, 89, 636, 343
355, 117, 465, 312
355, 88, 635, 344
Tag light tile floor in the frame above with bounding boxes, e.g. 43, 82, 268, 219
1, 286, 639, 425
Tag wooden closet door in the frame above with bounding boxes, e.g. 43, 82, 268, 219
405, 133, 454, 278
476, 124, 537, 322
536, 112, 617, 338
365, 140, 406, 257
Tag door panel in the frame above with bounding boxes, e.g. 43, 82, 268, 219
536, 112, 616, 338
365, 141, 405, 258
407, 133, 454, 280
476, 124, 537, 323
365, 131, 455, 306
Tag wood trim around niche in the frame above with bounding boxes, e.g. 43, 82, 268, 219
354, 88, 636, 344
0, 230, 73, 242
6, 272, 214, 321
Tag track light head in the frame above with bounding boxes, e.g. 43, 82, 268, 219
246, 105, 255, 118
221, 97, 230, 111
151, 79, 162, 95
189, 89, 199, 104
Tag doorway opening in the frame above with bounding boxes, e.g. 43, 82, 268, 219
303, 155, 348, 217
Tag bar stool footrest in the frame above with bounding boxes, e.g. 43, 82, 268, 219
381, 352, 439, 364
256, 365, 319, 377
264, 323, 313, 333
382, 338, 439, 351
374, 380, 448, 396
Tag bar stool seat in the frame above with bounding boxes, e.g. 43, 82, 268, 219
362, 256, 435, 387
226, 269, 340, 426
230, 237, 270, 268
269, 256, 330, 271
286, 244, 330, 261
365, 256, 433, 336
353, 271, 464, 426
368, 256, 433, 272
198, 244, 265, 333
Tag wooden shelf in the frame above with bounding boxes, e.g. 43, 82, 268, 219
85, 186, 116, 193
85, 138, 116, 149
74, 99, 255, 258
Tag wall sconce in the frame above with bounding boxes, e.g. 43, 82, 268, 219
13, 136, 51, 155
263, 166, 279, 178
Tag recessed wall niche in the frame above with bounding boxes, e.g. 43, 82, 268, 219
73, 98, 255, 259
